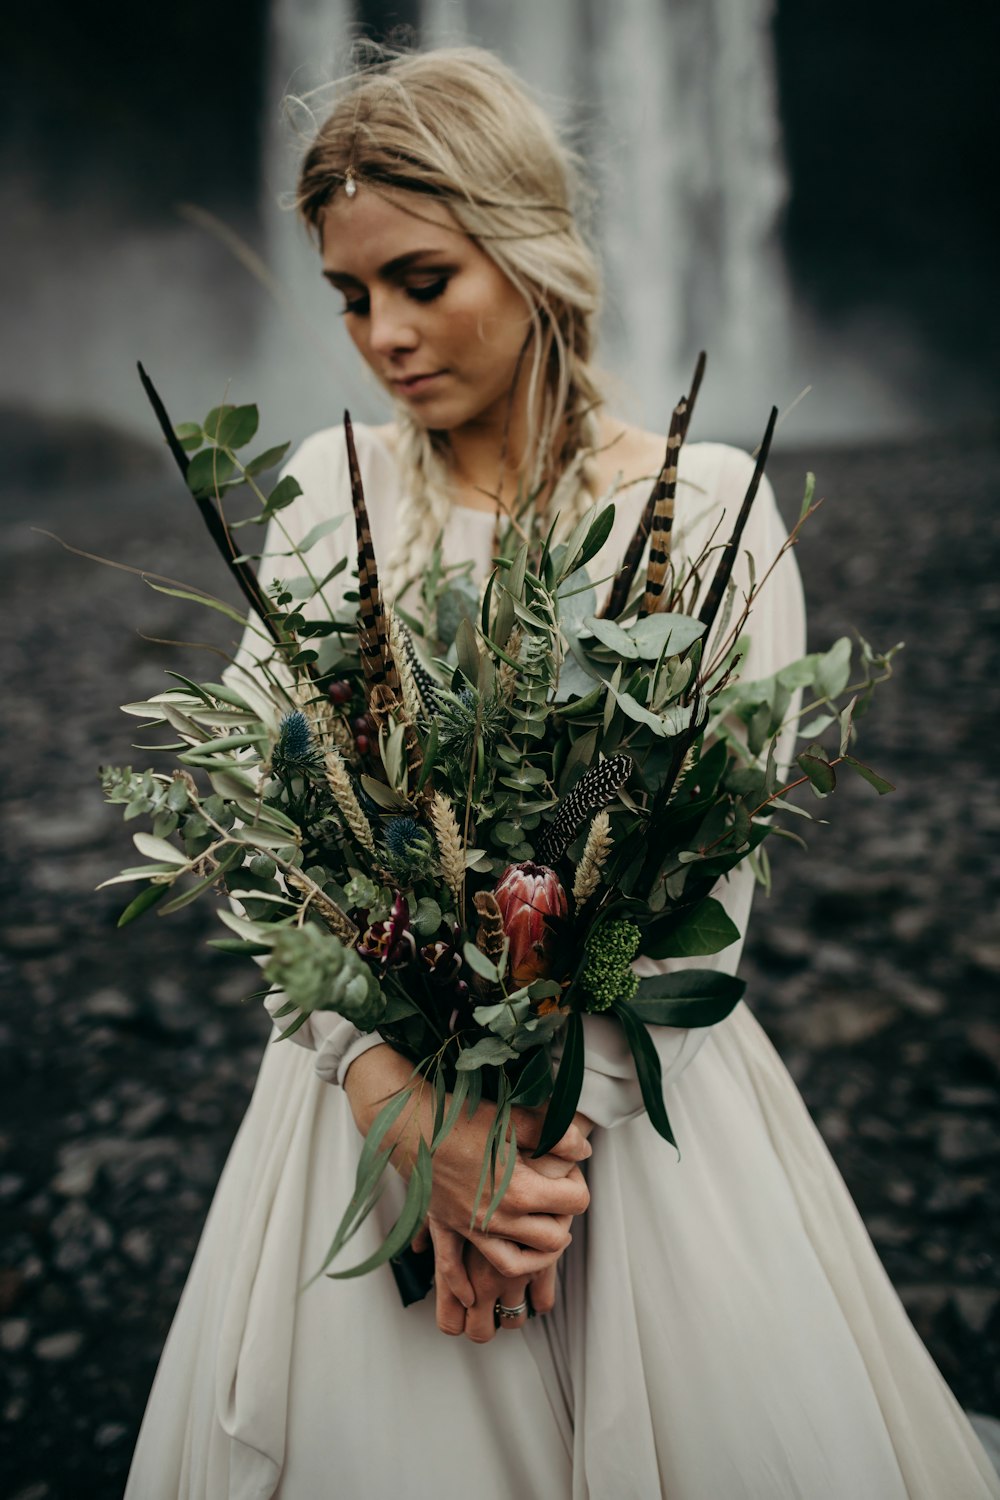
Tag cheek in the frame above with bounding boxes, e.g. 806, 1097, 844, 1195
446, 280, 531, 363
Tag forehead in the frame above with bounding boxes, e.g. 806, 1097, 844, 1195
319, 187, 468, 278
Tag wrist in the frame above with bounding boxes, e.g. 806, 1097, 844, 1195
343, 1044, 414, 1135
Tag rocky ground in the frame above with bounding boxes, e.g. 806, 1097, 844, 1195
1, 418, 998, 1498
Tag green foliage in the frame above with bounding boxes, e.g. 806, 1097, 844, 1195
265, 925, 386, 1032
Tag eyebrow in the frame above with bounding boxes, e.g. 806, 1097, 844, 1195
321, 248, 451, 286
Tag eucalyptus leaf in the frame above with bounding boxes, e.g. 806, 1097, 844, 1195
584, 616, 640, 658
628, 613, 704, 659
243, 441, 291, 478
455, 1034, 518, 1069
844, 756, 894, 795
132, 832, 188, 865
186, 446, 236, 495
263, 475, 303, 517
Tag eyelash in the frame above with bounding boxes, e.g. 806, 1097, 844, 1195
339, 276, 450, 317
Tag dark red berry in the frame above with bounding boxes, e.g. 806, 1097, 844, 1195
328, 679, 352, 705
355, 733, 370, 756
353, 715, 369, 736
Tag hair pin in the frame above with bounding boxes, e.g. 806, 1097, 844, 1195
344, 166, 358, 198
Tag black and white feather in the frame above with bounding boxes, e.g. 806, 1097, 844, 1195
536, 754, 633, 866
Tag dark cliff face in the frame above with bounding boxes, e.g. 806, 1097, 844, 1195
772, 0, 999, 385
5, 2, 270, 217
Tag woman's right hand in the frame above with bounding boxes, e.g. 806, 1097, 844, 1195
344, 1044, 591, 1278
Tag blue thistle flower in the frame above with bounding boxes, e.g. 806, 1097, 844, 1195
384, 816, 428, 857
277, 710, 314, 763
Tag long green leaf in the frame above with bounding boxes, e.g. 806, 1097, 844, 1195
613, 1000, 677, 1149
328, 1138, 434, 1280
116, 883, 168, 926
143, 580, 249, 627
482, 1116, 518, 1231
157, 845, 243, 915
304, 1087, 416, 1288
431, 1070, 470, 1150
532, 1010, 583, 1158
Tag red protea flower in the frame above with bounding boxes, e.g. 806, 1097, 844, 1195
493, 862, 568, 984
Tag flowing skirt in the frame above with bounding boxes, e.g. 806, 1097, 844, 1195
125, 1002, 1000, 1500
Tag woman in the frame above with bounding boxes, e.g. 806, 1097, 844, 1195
125, 45, 1000, 1499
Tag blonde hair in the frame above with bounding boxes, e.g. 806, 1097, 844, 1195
293, 43, 605, 599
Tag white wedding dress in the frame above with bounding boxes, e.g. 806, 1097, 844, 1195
125, 424, 1000, 1499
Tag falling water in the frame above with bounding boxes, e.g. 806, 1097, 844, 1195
423, 0, 794, 439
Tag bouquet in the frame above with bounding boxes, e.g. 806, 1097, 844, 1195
99, 359, 899, 1292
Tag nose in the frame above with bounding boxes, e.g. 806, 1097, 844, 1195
367, 289, 420, 359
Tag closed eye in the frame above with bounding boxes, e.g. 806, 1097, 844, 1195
338, 276, 451, 318
407, 276, 449, 304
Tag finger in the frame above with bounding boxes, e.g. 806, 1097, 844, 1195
497, 1165, 590, 1221
410, 1223, 431, 1254
495, 1279, 530, 1332
463, 1283, 500, 1345
519, 1150, 578, 1180
429, 1218, 474, 1310
512, 1110, 592, 1163
434, 1264, 467, 1337
475, 1209, 572, 1257
529, 1261, 559, 1317
468, 1226, 570, 1279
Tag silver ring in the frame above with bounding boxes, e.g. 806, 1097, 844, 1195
495, 1299, 528, 1320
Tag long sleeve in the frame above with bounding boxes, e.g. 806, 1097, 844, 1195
575, 443, 807, 1128
221, 427, 387, 1088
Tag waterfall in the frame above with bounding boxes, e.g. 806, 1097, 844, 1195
423, 0, 794, 440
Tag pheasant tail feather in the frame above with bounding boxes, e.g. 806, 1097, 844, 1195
345, 413, 401, 717
602, 350, 706, 620
638, 396, 685, 618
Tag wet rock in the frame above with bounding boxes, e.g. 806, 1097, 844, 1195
50, 1201, 114, 1273
95, 1422, 129, 1449
35, 1330, 84, 1360
782, 996, 899, 1049
52, 1136, 179, 1196
0, 925, 62, 954
122, 1227, 155, 1267
967, 1023, 1000, 1078
866, 1215, 913, 1247
81, 987, 137, 1021
925, 1177, 989, 1217
935, 1116, 1000, 1166
0, 1318, 30, 1352
952, 1289, 999, 1335
0, 1172, 26, 1202
121, 1095, 170, 1135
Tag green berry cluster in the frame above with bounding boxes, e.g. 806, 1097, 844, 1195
580, 919, 642, 1013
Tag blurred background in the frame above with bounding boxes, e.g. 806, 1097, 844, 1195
2, 1, 998, 1495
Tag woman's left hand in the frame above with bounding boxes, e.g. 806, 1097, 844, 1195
430, 1218, 536, 1343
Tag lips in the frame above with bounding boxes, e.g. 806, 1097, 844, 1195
391, 371, 446, 396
